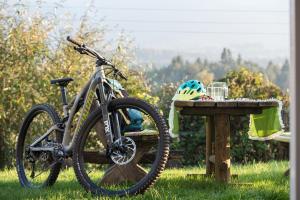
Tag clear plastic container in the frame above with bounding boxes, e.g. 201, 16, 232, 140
206, 82, 228, 101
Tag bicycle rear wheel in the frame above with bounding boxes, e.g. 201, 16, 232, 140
72, 97, 170, 196
16, 104, 63, 188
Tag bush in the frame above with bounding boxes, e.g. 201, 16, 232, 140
0, 1, 155, 168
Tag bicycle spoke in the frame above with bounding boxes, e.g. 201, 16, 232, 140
32, 161, 57, 179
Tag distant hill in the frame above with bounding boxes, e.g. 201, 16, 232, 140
144, 48, 289, 91
134, 47, 288, 69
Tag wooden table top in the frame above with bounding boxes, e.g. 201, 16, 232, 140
174, 99, 279, 115
174, 99, 279, 108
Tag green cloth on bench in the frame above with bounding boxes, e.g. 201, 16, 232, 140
248, 100, 284, 141
168, 94, 212, 138
168, 100, 185, 138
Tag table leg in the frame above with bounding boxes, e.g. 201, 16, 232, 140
205, 116, 215, 175
214, 114, 231, 182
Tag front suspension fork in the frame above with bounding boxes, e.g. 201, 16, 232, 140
96, 81, 122, 149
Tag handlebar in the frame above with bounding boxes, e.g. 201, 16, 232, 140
67, 36, 101, 58
66, 36, 81, 46
66, 36, 127, 81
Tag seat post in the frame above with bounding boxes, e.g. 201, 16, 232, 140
60, 86, 68, 105
50, 77, 73, 106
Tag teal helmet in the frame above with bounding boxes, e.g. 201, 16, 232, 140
173, 80, 206, 100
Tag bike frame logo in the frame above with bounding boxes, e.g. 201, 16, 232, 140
104, 120, 110, 134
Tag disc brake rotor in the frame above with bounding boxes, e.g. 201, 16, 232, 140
110, 137, 136, 165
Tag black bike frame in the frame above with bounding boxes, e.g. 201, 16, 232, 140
29, 62, 121, 156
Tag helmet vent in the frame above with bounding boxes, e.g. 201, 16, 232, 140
190, 91, 194, 95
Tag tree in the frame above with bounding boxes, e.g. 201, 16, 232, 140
196, 69, 214, 85
0, 1, 155, 168
265, 61, 280, 83
276, 59, 289, 91
237, 54, 242, 65
221, 48, 228, 64
225, 67, 283, 99
171, 55, 184, 70
221, 48, 234, 66
195, 58, 202, 65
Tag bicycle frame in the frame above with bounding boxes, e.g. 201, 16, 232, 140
29, 63, 119, 156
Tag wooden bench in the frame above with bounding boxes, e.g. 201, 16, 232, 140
83, 130, 184, 185
83, 129, 159, 185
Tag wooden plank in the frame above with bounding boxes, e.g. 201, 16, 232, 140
216, 101, 237, 107
83, 151, 182, 164
175, 100, 279, 108
174, 100, 195, 107
124, 130, 158, 136
194, 101, 216, 107
83, 151, 108, 164
205, 116, 215, 175
258, 101, 279, 107
180, 107, 262, 116
214, 114, 231, 183
237, 101, 259, 107
124, 131, 158, 142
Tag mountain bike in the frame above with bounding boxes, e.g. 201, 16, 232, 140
16, 36, 170, 196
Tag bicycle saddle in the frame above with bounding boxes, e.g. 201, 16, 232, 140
50, 77, 74, 87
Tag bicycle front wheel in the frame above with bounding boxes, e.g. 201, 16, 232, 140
72, 97, 170, 196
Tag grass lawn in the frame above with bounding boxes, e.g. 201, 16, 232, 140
0, 161, 289, 200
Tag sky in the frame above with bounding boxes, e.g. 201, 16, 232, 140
10, 0, 290, 66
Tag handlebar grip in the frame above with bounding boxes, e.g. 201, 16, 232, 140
66, 36, 81, 46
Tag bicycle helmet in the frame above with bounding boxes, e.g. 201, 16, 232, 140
173, 80, 206, 100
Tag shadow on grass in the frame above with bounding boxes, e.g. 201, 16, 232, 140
150, 170, 289, 200
0, 169, 289, 200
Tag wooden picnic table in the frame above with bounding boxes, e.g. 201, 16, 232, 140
174, 99, 279, 183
